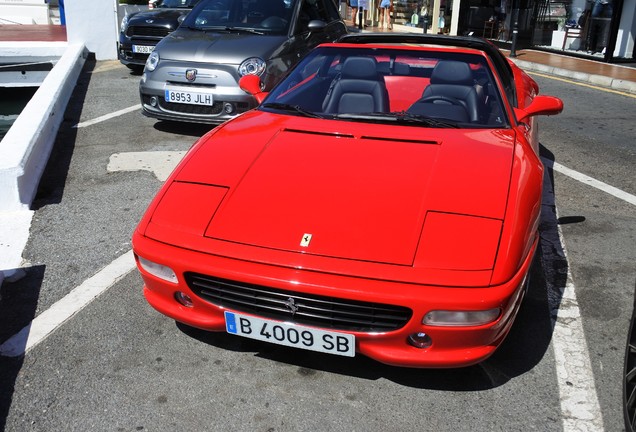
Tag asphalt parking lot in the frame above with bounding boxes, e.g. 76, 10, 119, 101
0, 53, 635, 431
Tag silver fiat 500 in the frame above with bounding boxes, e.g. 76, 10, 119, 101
139, 0, 347, 124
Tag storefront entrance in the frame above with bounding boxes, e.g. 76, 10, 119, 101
454, 0, 634, 62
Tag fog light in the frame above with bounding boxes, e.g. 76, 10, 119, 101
423, 309, 500, 326
408, 332, 432, 349
175, 291, 194, 308
223, 102, 234, 114
150, 96, 158, 107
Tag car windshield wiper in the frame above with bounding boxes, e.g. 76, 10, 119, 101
394, 112, 461, 128
224, 26, 265, 35
261, 103, 324, 119
185, 26, 265, 35
333, 112, 460, 128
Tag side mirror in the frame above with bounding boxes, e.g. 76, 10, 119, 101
514, 95, 563, 124
239, 75, 268, 104
178, 14, 187, 25
307, 20, 327, 32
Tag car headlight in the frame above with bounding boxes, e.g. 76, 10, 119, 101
146, 51, 160, 72
238, 57, 266, 77
423, 309, 501, 327
136, 256, 178, 284
120, 15, 129, 33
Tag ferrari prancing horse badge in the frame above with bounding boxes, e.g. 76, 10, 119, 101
300, 233, 312, 247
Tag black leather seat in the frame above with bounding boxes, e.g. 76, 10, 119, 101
322, 57, 389, 114
407, 60, 480, 123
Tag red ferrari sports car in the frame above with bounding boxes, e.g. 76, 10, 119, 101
132, 34, 563, 368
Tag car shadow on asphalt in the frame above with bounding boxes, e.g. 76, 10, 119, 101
0, 264, 45, 431
153, 120, 216, 138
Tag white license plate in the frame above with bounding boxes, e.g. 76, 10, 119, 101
132, 45, 154, 54
224, 311, 355, 357
164, 88, 214, 106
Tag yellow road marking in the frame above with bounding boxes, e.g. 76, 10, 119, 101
528, 71, 636, 99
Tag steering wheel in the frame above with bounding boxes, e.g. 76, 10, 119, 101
420, 95, 463, 106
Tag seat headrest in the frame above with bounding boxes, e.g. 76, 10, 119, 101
393, 62, 410, 76
430, 60, 473, 86
341, 57, 378, 80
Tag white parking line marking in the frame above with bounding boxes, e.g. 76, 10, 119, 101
73, 105, 141, 129
546, 159, 636, 206
541, 161, 604, 431
0, 250, 136, 357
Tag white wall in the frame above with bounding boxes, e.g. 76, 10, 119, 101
65, 0, 118, 60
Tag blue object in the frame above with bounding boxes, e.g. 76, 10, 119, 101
59, 0, 66, 25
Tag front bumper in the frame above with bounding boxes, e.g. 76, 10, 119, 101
139, 64, 256, 124
118, 38, 156, 68
140, 95, 254, 124
133, 231, 535, 368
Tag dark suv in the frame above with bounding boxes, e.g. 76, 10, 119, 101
118, 0, 201, 71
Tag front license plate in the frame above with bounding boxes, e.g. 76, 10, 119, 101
132, 45, 154, 54
164, 88, 214, 106
224, 311, 355, 357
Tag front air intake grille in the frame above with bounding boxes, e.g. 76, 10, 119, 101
160, 100, 224, 115
185, 273, 413, 332
127, 26, 171, 38
159, 100, 250, 115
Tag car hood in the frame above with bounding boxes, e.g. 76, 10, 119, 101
150, 113, 515, 269
127, 9, 190, 27
157, 29, 288, 63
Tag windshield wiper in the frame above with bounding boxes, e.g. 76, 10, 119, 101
185, 26, 265, 34
395, 112, 461, 128
261, 103, 324, 119
224, 26, 265, 35
333, 112, 460, 128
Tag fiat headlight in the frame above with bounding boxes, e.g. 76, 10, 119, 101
146, 51, 160, 72
238, 57, 266, 76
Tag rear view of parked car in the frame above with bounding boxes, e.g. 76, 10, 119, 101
119, 0, 201, 72
139, 0, 347, 124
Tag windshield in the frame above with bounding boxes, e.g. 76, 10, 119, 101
183, 0, 296, 33
263, 46, 509, 128
158, 0, 201, 8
